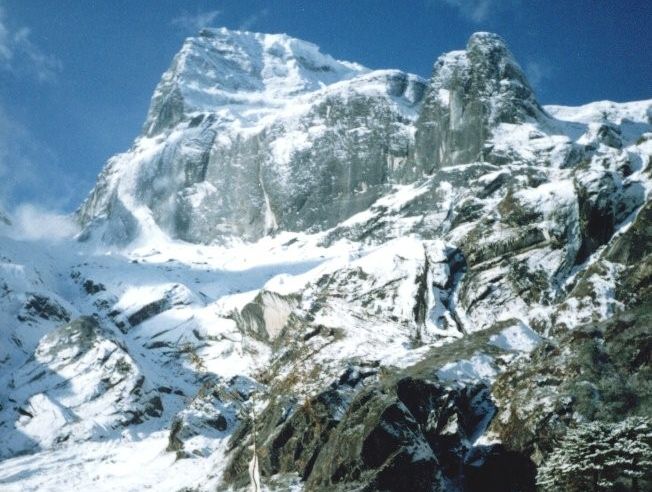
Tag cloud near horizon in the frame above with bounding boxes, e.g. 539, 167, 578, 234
1, 202, 79, 241
0, 100, 82, 212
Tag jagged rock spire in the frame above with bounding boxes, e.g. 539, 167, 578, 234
414, 32, 544, 173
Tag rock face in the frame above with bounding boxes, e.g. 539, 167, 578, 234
1, 29, 651, 492
77, 28, 425, 244
414, 32, 543, 173
76, 31, 546, 245
224, 325, 539, 492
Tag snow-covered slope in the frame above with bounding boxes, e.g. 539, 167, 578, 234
1, 30, 651, 491
142, 28, 368, 134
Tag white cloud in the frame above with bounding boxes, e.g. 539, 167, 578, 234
6, 203, 79, 241
239, 8, 269, 31
0, 11, 11, 61
436, 0, 521, 23
0, 104, 40, 199
0, 101, 80, 213
525, 60, 554, 90
0, 7, 62, 82
0, 10, 79, 218
442, 0, 493, 22
171, 9, 221, 32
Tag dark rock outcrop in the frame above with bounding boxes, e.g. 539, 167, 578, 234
223, 328, 539, 491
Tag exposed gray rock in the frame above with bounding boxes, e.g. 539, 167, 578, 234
414, 32, 544, 174
233, 290, 299, 342
167, 375, 256, 459
77, 29, 426, 244
490, 304, 652, 470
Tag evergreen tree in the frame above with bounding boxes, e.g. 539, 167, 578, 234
537, 417, 652, 491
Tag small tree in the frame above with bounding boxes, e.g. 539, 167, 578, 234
537, 417, 652, 492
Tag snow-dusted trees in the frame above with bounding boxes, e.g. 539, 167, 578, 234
537, 417, 652, 491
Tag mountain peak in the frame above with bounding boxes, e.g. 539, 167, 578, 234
143, 27, 367, 135
467, 31, 508, 50
413, 31, 543, 172
80, 28, 426, 244
465, 31, 533, 99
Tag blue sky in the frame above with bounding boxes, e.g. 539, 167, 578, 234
0, 0, 650, 212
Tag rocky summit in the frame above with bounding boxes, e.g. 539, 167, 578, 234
1, 29, 651, 492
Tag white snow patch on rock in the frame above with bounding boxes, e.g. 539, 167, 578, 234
437, 353, 497, 383
489, 323, 542, 352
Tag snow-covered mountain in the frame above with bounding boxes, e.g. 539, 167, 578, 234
1, 29, 651, 491
78, 27, 424, 244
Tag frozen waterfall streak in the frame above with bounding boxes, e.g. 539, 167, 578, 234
258, 142, 278, 235
248, 400, 262, 492
447, 258, 469, 336
239, 320, 261, 492
477, 101, 485, 163
245, 347, 262, 491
